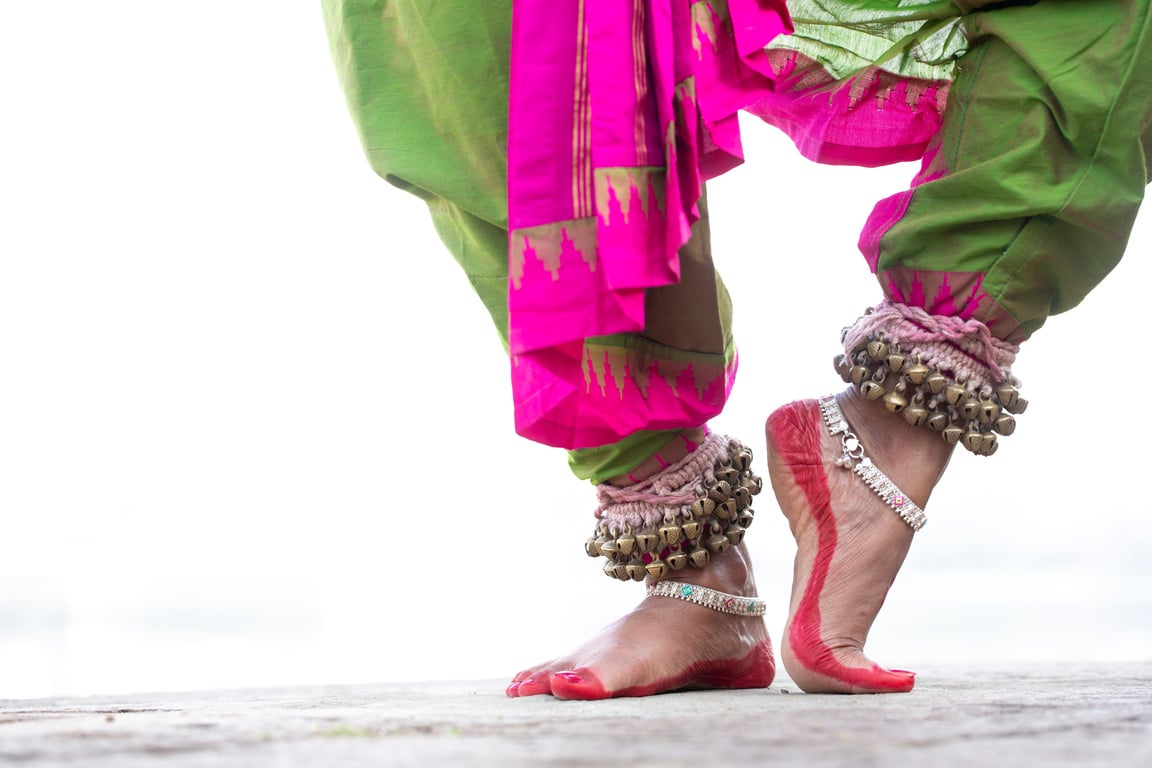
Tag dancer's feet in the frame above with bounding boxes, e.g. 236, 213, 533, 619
765, 389, 953, 693
506, 544, 775, 700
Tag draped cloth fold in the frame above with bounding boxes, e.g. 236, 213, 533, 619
506, 0, 964, 448
508, 0, 792, 448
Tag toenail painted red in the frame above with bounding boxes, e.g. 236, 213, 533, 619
554, 672, 584, 684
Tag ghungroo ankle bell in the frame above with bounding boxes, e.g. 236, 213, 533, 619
586, 434, 762, 581
837, 302, 1024, 456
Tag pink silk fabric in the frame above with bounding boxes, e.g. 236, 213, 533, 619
507, 0, 948, 449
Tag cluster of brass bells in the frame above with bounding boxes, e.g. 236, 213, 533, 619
586, 445, 762, 581
834, 334, 1027, 457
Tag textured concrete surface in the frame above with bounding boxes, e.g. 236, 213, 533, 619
2, 664, 1150, 767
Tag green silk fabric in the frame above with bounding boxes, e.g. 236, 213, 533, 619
322, 0, 1151, 480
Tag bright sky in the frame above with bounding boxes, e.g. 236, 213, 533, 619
1, 3, 1148, 698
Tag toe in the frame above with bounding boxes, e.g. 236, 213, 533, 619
512, 676, 554, 697
549, 668, 611, 701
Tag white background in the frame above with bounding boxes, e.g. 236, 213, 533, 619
1, 2, 1148, 699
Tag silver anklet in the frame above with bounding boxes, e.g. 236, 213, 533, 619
818, 395, 927, 532
646, 581, 766, 616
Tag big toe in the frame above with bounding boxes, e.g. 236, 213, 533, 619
549, 668, 612, 700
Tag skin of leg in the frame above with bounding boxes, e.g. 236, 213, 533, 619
509, 206, 775, 700
326, 3, 768, 699
760, 1, 1151, 695
766, 386, 953, 693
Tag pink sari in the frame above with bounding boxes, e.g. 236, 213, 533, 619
507, 0, 949, 449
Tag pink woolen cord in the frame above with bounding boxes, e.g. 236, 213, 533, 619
843, 301, 1021, 387
594, 432, 734, 530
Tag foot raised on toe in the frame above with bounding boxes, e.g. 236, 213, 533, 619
765, 391, 953, 693
505, 543, 775, 700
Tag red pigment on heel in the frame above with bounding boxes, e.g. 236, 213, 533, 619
548, 640, 776, 701
767, 400, 915, 694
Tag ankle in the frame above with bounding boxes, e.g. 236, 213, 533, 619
651, 543, 756, 596
837, 386, 954, 507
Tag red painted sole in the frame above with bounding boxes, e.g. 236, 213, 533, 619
546, 639, 776, 700
767, 400, 915, 694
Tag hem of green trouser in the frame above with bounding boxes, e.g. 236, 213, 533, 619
567, 428, 689, 484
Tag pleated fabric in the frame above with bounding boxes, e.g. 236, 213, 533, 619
323, 0, 1151, 457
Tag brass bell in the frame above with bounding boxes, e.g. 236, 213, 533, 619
850, 365, 871, 386
667, 551, 689, 571
743, 475, 764, 495
658, 523, 683, 547
886, 353, 906, 373
959, 396, 981, 421
585, 537, 601, 558
613, 563, 630, 580
598, 538, 619, 559
715, 499, 738, 521
603, 562, 619, 579
725, 524, 746, 545
688, 547, 710, 569
636, 532, 659, 554
926, 412, 949, 432
905, 363, 931, 385
645, 559, 669, 580
834, 354, 852, 382
1010, 396, 1028, 415
883, 392, 908, 413
738, 509, 755, 528
996, 384, 1020, 411
993, 413, 1016, 436
708, 480, 733, 503
963, 429, 997, 456
735, 450, 753, 471
615, 533, 636, 557
926, 371, 948, 394
944, 382, 967, 405
734, 485, 752, 510
690, 498, 716, 518
680, 520, 703, 541
706, 533, 730, 554
961, 425, 984, 454
903, 405, 929, 427
860, 380, 885, 401
978, 399, 1001, 425
625, 563, 646, 582
867, 339, 889, 361
942, 424, 964, 445
716, 467, 740, 486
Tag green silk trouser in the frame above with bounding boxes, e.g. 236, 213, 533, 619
868, 1, 1152, 341
322, 0, 1151, 482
